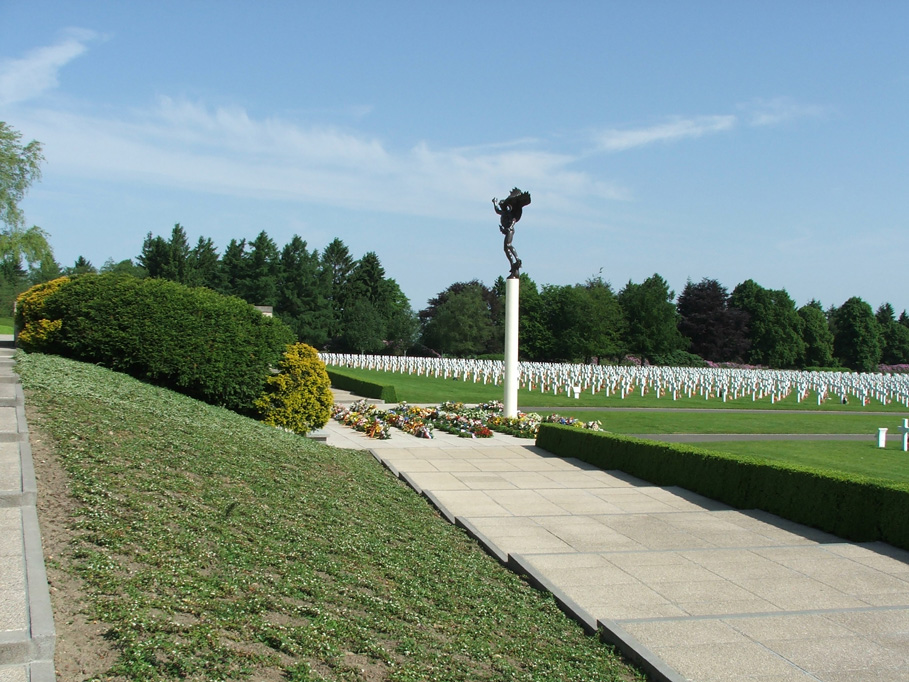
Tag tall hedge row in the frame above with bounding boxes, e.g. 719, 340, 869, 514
536, 424, 909, 551
16, 274, 296, 414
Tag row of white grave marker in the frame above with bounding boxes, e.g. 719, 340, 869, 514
319, 354, 909, 408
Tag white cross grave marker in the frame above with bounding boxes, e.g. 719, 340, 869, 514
900, 418, 909, 453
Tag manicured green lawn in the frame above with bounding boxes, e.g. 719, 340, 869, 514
687, 439, 909, 485
327, 366, 909, 412
17, 352, 643, 682
545, 409, 907, 435
0, 316, 13, 334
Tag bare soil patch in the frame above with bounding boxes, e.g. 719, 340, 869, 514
29, 405, 123, 682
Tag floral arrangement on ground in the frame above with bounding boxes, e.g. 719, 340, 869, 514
331, 399, 602, 440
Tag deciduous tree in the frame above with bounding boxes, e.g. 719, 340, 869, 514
729, 279, 805, 368
0, 122, 53, 270
798, 301, 836, 368
618, 274, 686, 363
876, 303, 909, 365
833, 297, 882, 372
677, 278, 749, 362
421, 283, 495, 357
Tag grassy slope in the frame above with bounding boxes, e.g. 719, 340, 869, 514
17, 352, 642, 682
0, 316, 13, 334
327, 366, 909, 412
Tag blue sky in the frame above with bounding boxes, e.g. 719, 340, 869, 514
2, 2, 907, 314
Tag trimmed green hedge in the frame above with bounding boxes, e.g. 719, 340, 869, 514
536, 424, 909, 551
327, 368, 397, 403
16, 274, 295, 414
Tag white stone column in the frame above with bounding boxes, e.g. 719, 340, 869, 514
504, 276, 520, 418
878, 427, 888, 449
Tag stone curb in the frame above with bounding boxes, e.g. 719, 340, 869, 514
0, 344, 55, 681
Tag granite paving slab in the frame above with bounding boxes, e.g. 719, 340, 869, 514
322, 416, 909, 681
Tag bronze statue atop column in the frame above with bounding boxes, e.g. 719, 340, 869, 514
492, 188, 531, 278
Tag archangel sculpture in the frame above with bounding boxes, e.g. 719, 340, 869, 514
492, 188, 531, 278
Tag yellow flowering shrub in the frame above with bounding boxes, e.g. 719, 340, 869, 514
15, 277, 70, 352
255, 343, 333, 435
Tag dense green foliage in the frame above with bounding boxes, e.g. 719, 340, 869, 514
730, 279, 806, 368
135, 226, 418, 354
618, 273, 687, 362
0, 121, 55, 315
16, 273, 295, 413
17, 352, 642, 681
798, 301, 836, 367
677, 278, 749, 362
255, 343, 334, 434
833, 297, 883, 372
536, 424, 909, 550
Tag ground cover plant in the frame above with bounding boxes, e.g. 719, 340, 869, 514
327, 366, 908, 412
18, 351, 644, 682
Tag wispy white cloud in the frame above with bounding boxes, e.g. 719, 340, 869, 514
0, 28, 100, 106
741, 97, 826, 127
22, 97, 627, 222
595, 115, 737, 152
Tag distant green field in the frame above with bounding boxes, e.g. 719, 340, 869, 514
0, 317, 13, 334
544, 409, 907, 435
688, 439, 909, 485
327, 365, 909, 412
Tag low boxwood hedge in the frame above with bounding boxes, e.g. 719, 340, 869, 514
536, 423, 909, 551
326, 368, 397, 403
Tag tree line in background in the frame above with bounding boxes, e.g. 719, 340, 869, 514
2, 120, 906, 373
5, 222, 902, 374
422, 273, 909, 372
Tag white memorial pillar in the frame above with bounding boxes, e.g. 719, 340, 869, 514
504, 276, 520, 418
877, 427, 888, 449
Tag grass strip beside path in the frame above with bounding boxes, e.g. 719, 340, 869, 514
545, 410, 907, 435
685, 440, 909, 485
17, 352, 643, 682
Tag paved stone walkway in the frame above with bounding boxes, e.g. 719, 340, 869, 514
324, 412, 909, 682
0, 338, 54, 682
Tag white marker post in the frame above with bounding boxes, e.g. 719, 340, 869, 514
503, 276, 520, 418
900, 418, 909, 453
